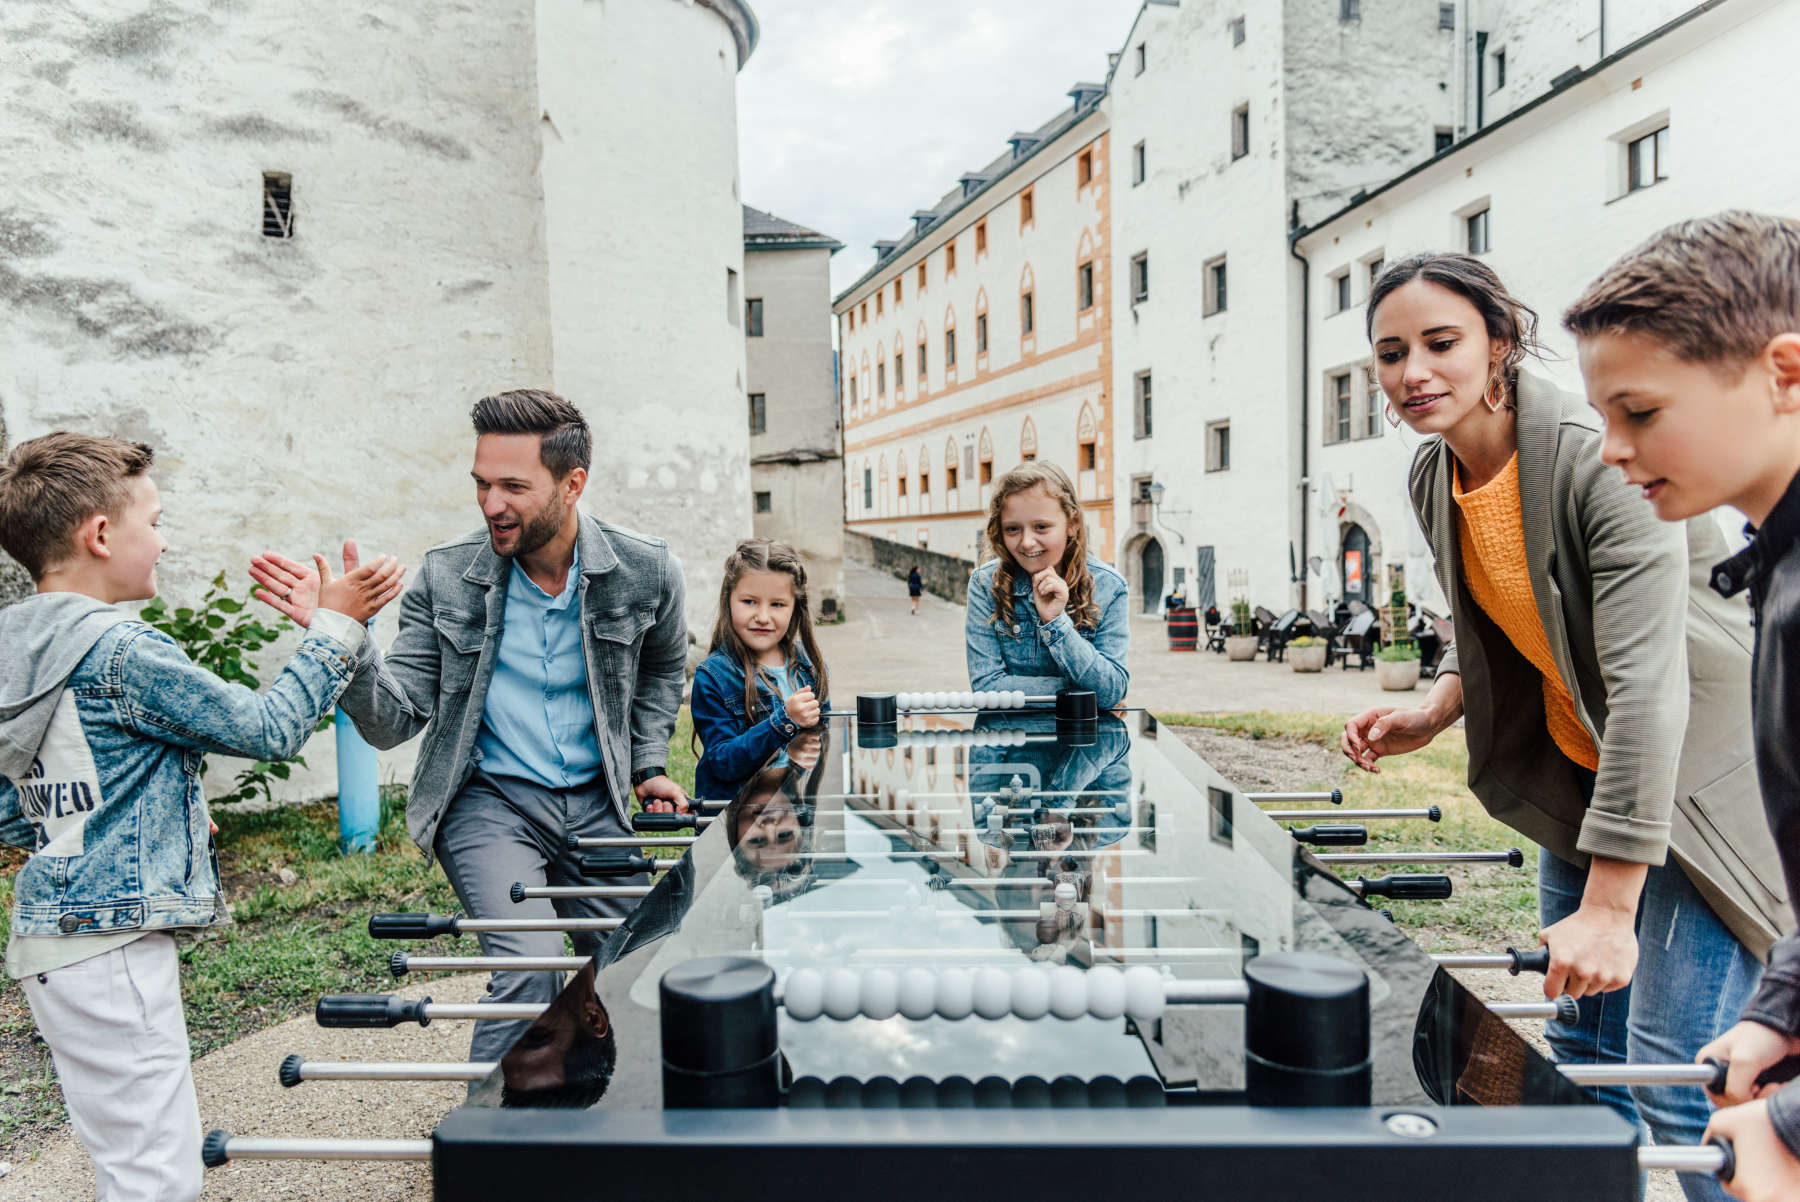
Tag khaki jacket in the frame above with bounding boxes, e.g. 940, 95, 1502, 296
1410, 371, 1789, 956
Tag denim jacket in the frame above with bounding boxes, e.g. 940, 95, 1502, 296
0, 594, 359, 938
964, 556, 1130, 708
690, 648, 818, 801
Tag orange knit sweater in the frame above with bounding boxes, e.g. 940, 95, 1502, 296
1453, 455, 1600, 771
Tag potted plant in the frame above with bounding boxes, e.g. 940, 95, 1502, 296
1287, 635, 1327, 673
1225, 597, 1259, 661
1375, 641, 1422, 691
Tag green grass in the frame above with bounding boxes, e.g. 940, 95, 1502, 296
1155, 710, 1540, 953
0, 707, 698, 1160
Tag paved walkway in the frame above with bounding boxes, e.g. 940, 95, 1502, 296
821, 557, 1409, 717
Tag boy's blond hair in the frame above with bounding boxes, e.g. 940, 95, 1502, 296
1563, 210, 1800, 367
0, 431, 155, 579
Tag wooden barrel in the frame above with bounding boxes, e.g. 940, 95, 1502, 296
1166, 607, 1199, 651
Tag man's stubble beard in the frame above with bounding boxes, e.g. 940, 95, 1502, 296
495, 493, 569, 559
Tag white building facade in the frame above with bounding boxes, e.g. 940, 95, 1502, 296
0, 0, 759, 799
1297, 0, 1800, 617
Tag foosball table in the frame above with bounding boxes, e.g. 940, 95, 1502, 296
204, 691, 1739, 1199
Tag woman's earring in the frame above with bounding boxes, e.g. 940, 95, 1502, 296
1384, 400, 1403, 429
1483, 368, 1506, 414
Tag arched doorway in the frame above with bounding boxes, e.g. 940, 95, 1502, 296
1140, 538, 1165, 614
1341, 524, 1372, 606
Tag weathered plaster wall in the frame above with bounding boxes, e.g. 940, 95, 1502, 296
0, 403, 31, 609
536, 0, 752, 628
745, 243, 844, 607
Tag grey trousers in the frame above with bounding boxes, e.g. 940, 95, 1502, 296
433, 770, 649, 1064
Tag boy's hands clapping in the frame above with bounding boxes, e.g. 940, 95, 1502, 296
253, 540, 385, 627
1030, 567, 1069, 625
784, 687, 820, 729
315, 551, 406, 624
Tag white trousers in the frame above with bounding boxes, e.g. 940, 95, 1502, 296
21, 933, 203, 1202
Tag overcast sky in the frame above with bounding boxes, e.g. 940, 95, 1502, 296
737, 0, 1145, 301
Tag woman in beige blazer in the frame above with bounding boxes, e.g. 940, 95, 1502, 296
1340, 253, 1787, 1199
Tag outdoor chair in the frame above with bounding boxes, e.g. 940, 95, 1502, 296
1203, 606, 1227, 654
1264, 609, 1301, 661
1305, 610, 1341, 665
1333, 610, 1379, 671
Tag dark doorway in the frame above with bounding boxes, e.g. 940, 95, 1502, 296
1341, 524, 1372, 606
1141, 538, 1165, 613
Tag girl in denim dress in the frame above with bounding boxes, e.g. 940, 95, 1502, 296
691, 539, 831, 801
965, 461, 1129, 708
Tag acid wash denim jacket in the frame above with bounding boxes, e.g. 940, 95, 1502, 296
965, 555, 1130, 709
690, 648, 818, 801
335, 515, 687, 859
0, 593, 362, 940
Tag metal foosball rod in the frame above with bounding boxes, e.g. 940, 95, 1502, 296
315, 995, 549, 1027
1316, 848, 1525, 867
1263, 806, 1441, 822
1246, 789, 1342, 804
368, 913, 626, 939
278, 1055, 495, 1086
1432, 946, 1551, 974
390, 952, 587, 976
568, 834, 698, 849
1560, 1060, 1728, 1089
1490, 997, 1580, 1023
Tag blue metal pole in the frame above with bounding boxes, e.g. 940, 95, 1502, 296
335, 709, 380, 854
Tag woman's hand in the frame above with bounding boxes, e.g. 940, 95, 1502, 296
1700, 1022, 1800, 1107
1341, 705, 1440, 772
784, 687, 820, 728
1031, 568, 1069, 625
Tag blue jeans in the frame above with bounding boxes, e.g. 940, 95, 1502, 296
1539, 846, 1764, 1202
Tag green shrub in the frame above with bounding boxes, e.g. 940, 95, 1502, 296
1377, 642, 1421, 662
1288, 635, 1324, 647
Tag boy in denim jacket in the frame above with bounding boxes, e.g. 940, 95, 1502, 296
0, 433, 403, 1202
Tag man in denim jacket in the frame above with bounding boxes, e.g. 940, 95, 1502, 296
251, 390, 690, 1064
0, 432, 402, 1201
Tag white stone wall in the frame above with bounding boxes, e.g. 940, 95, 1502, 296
1299, 0, 1799, 616
1, 0, 752, 802
837, 113, 1113, 568
746, 242, 845, 608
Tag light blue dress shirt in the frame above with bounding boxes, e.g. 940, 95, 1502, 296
474, 546, 605, 789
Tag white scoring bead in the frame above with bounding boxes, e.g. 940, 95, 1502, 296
934, 691, 950, 708
861, 968, 900, 1021
971, 691, 988, 708
1053, 880, 1078, 905
936, 968, 974, 1020
1122, 966, 1166, 1022
972, 967, 1012, 1020
960, 691, 976, 708
785, 969, 825, 1021
1049, 965, 1088, 1020
898, 968, 937, 1021
1086, 966, 1126, 1020
823, 968, 863, 1021
1010, 966, 1052, 1020
896, 692, 913, 710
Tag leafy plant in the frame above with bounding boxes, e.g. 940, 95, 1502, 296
1377, 642, 1421, 662
1288, 635, 1324, 647
1229, 596, 1253, 633
140, 571, 323, 806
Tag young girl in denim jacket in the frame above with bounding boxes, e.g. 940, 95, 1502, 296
691, 539, 831, 801
966, 461, 1129, 708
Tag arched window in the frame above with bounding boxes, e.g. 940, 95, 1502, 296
859, 352, 871, 416
977, 426, 994, 487
945, 435, 961, 496
1020, 416, 1038, 462
893, 332, 906, 401
917, 443, 932, 514
916, 319, 931, 392
1076, 402, 1099, 498
943, 304, 958, 380
876, 345, 887, 402
878, 454, 889, 518
896, 450, 908, 514
1018, 263, 1036, 349
974, 287, 990, 363
1075, 230, 1097, 326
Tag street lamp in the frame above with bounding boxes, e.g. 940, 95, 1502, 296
1148, 481, 1183, 545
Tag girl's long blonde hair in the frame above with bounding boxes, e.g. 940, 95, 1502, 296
982, 461, 1099, 630
705, 538, 830, 723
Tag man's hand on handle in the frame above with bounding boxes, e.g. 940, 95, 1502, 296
1700, 1022, 1800, 1107
635, 775, 690, 815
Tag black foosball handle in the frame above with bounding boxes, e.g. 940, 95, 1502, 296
577, 851, 657, 878
632, 811, 697, 832
316, 993, 428, 1028
279, 1054, 305, 1088
1359, 873, 1453, 901
203, 1129, 232, 1168
1289, 823, 1367, 847
368, 912, 460, 940
1508, 945, 1551, 975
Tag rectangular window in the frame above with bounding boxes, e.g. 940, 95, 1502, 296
1628, 125, 1669, 192
1132, 140, 1147, 185
1078, 262, 1094, 312
894, 279, 902, 305
748, 392, 766, 434
1021, 186, 1034, 225
877, 362, 886, 395
754, 491, 772, 514
1332, 271, 1351, 313
1130, 251, 1149, 303
920, 472, 930, 498
1466, 207, 1491, 254
261, 172, 294, 238
1206, 421, 1231, 472
946, 241, 957, 273
849, 377, 858, 405
1367, 256, 1385, 292
1077, 149, 1094, 187
919, 340, 928, 379
980, 460, 994, 485
898, 476, 908, 497
1135, 42, 1147, 74
1231, 105, 1250, 161
1435, 127, 1454, 154
1328, 372, 1353, 443
947, 463, 958, 490
976, 314, 988, 353
918, 262, 927, 290
876, 292, 883, 317
1079, 441, 1097, 471
975, 220, 987, 256
945, 329, 957, 368
1362, 376, 1384, 438
860, 301, 868, 323
863, 468, 872, 508
1231, 16, 1245, 45
1438, 3, 1455, 29
1020, 291, 1034, 336
1135, 371, 1153, 439
745, 297, 764, 336
1340, 0, 1359, 19
894, 351, 904, 387
1492, 48, 1506, 90
848, 309, 856, 332
729, 269, 742, 327
1204, 255, 1228, 316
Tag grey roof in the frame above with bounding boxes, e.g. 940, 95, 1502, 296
834, 83, 1106, 306
743, 205, 844, 252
